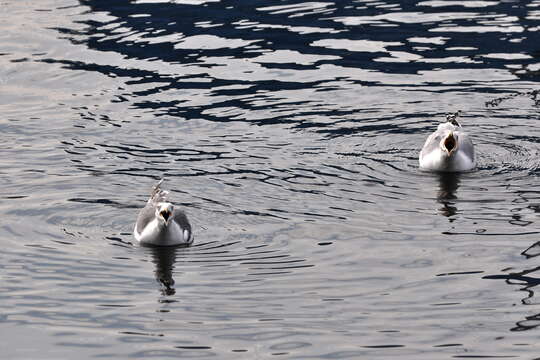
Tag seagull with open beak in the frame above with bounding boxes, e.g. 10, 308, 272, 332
134, 180, 193, 246
157, 202, 174, 225
419, 116, 475, 172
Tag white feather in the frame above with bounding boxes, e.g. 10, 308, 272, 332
134, 181, 193, 246
419, 122, 475, 172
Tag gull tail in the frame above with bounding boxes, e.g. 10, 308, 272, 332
149, 179, 169, 203
445, 110, 462, 127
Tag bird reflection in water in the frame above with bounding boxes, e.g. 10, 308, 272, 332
148, 246, 182, 296
436, 172, 461, 220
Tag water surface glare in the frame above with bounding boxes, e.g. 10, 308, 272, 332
1, 0, 540, 358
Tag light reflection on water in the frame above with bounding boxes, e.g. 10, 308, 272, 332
1, 0, 540, 358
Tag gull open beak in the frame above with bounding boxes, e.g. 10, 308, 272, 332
160, 209, 171, 224
443, 132, 457, 155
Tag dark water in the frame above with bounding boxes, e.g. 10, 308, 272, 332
1, 0, 540, 358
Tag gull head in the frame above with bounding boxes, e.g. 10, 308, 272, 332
156, 202, 174, 226
441, 131, 458, 156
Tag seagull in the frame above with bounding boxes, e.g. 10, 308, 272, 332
134, 180, 193, 246
419, 114, 475, 172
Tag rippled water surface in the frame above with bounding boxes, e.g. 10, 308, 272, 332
1, 0, 540, 358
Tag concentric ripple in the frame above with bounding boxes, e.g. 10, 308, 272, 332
2, 0, 540, 358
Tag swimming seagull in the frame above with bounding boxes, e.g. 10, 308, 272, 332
419, 113, 475, 172
134, 180, 193, 246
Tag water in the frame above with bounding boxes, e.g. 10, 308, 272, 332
1, 0, 540, 358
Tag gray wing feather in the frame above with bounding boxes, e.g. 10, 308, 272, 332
457, 131, 475, 161
136, 180, 166, 234
149, 179, 168, 204
420, 131, 443, 158
173, 209, 192, 241
136, 203, 156, 234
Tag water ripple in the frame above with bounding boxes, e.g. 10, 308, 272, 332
2, 0, 540, 358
